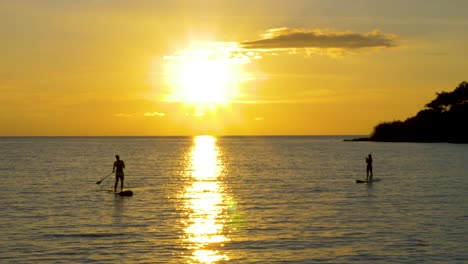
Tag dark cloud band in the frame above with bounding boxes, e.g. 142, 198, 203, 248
241, 28, 397, 50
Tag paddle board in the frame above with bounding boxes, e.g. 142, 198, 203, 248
356, 178, 381, 183
117, 190, 133, 196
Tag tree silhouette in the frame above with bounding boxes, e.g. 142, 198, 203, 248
425, 81, 468, 112
369, 81, 468, 143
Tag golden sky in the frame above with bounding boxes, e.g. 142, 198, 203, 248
1, 0, 468, 136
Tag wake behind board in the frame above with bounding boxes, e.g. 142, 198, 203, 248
356, 178, 381, 183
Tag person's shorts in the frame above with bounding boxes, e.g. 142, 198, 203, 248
116, 172, 124, 179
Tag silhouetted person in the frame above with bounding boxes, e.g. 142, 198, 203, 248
113, 155, 125, 192
366, 154, 373, 182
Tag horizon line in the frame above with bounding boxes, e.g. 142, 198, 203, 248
0, 134, 367, 138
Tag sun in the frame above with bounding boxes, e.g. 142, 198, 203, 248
163, 42, 249, 115
168, 57, 235, 104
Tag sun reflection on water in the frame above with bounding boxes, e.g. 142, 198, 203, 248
183, 136, 230, 263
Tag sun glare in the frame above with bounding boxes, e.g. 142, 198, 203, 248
163, 42, 250, 115
182, 136, 230, 263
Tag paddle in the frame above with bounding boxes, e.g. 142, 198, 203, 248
96, 172, 113, 185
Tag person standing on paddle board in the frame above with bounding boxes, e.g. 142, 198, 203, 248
113, 155, 125, 192
366, 154, 373, 182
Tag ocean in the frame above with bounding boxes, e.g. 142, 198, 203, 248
1, 136, 467, 263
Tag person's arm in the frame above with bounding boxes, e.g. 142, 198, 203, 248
112, 162, 116, 172
122, 161, 125, 169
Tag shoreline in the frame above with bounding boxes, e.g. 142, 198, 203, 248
344, 137, 468, 144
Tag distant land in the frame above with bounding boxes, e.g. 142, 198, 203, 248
349, 81, 468, 143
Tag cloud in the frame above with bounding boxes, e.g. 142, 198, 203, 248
241, 28, 398, 51
144, 112, 166, 117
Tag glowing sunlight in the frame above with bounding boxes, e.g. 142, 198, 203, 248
163, 42, 251, 115
183, 136, 230, 263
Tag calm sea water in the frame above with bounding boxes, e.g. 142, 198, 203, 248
1, 136, 467, 263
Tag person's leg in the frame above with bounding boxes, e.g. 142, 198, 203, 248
120, 176, 124, 192
114, 176, 119, 192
